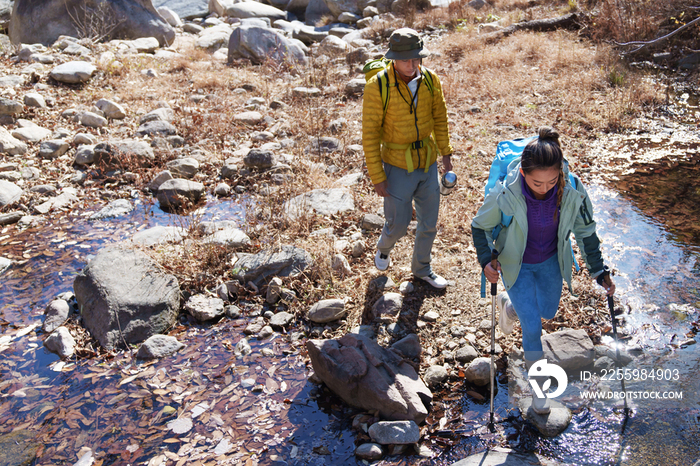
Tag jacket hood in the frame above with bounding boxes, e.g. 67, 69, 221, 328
498, 158, 573, 216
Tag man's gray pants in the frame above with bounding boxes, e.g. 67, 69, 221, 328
377, 161, 440, 277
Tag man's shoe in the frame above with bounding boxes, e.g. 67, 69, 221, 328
497, 292, 517, 335
417, 272, 448, 289
374, 251, 390, 271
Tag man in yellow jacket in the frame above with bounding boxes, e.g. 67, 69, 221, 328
362, 28, 455, 288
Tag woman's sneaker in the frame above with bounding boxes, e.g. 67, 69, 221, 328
417, 272, 448, 289
374, 250, 390, 271
497, 292, 517, 334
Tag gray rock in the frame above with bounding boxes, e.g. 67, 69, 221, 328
234, 245, 313, 287
196, 23, 233, 50
368, 420, 420, 445
244, 316, 266, 335
265, 277, 283, 303
519, 398, 572, 437
89, 199, 133, 220
44, 326, 75, 359
0, 256, 11, 274
147, 170, 173, 191
11, 0, 175, 47
223, 1, 286, 21
293, 26, 328, 45
73, 246, 180, 350
372, 292, 403, 320
94, 139, 155, 167
233, 111, 263, 125
49, 61, 97, 84
0, 180, 22, 206
235, 337, 252, 356
152, 0, 208, 20
80, 111, 108, 128
136, 120, 177, 137
422, 311, 439, 322
38, 139, 70, 159
307, 333, 432, 424
42, 299, 70, 334
369, 276, 396, 292
12, 120, 51, 142
391, 334, 421, 359
24, 92, 47, 108
542, 329, 595, 372
183, 23, 204, 34
355, 443, 383, 461
132, 226, 185, 246
455, 345, 479, 364
228, 26, 307, 65
74, 144, 96, 165
594, 356, 615, 372
331, 253, 352, 276
95, 98, 127, 119
136, 335, 185, 359
269, 311, 294, 328
304, 0, 333, 25
73, 132, 96, 145
464, 357, 494, 386
284, 188, 354, 220
33, 187, 78, 214
166, 157, 199, 178
156, 178, 205, 210
361, 213, 384, 230
0, 127, 28, 155
157, 6, 183, 27
243, 149, 275, 169
308, 298, 346, 323
126, 37, 160, 53
319, 34, 348, 56
0, 211, 22, 226
185, 294, 225, 322
140, 107, 174, 124
204, 228, 251, 248
292, 86, 322, 98
449, 451, 561, 466
423, 365, 448, 387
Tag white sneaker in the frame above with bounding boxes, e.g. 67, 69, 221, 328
374, 250, 390, 271
497, 292, 516, 335
417, 272, 448, 289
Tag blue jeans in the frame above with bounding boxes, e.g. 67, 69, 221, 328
506, 254, 563, 361
377, 162, 440, 277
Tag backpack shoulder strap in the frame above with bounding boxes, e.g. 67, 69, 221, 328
420, 66, 435, 95
377, 68, 393, 125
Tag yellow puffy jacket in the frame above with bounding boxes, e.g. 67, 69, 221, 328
362, 62, 453, 185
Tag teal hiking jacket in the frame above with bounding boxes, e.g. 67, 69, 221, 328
471, 159, 607, 293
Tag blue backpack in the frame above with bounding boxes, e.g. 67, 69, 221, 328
479, 136, 580, 298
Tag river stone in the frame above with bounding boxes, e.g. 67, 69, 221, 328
0, 96, 22, 116
355, 443, 383, 461
49, 61, 96, 83
204, 228, 251, 248
222, 1, 286, 20
372, 292, 403, 320
368, 420, 420, 445
33, 187, 78, 214
0, 127, 28, 155
157, 178, 204, 210
44, 326, 76, 358
243, 149, 275, 169
0, 180, 22, 206
234, 111, 263, 125
166, 157, 199, 178
542, 329, 595, 372
0, 257, 11, 274
0, 430, 40, 466
449, 450, 560, 466
74, 246, 180, 350
455, 345, 479, 364
331, 253, 352, 276
24, 92, 46, 108
361, 213, 384, 230
89, 199, 134, 220
147, 170, 173, 191
228, 26, 308, 65
308, 298, 346, 323
95, 98, 127, 119
391, 334, 421, 359
269, 311, 294, 328
140, 107, 174, 124
464, 357, 494, 386
265, 277, 283, 303
185, 294, 225, 322
423, 365, 448, 387
12, 120, 51, 142
244, 316, 266, 335
307, 333, 432, 424
234, 244, 313, 287
42, 299, 70, 333
38, 139, 70, 159
283, 188, 354, 220
0, 211, 22, 226
136, 335, 185, 359
519, 398, 572, 437
136, 120, 177, 137
132, 226, 185, 246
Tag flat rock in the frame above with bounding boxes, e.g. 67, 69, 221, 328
50, 61, 96, 83
368, 420, 420, 445
283, 188, 354, 220
89, 199, 134, 220
136, 335, 185, 359
308, 298, 346, 323
519, 398, 572, 437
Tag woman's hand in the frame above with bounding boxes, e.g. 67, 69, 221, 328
484, 261, 501, 284
598, 273, 616, 296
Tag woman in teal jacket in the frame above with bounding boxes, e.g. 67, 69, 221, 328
471, 127, 615, 413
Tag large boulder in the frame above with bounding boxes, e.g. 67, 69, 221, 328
305, 0, 333, 24
73, 246, 180, 350
234, 244, 313, 287
0, 0, 12, 30
156, 178, 205, 211
542, 329, 595, 373
221, 1, 286, 21
323, 0, 362, 17
228, 26, 307, 65
307, 333, 432, 424
9, 0, 175, 47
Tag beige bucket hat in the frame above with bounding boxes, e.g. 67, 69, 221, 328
385, 28, 430, 60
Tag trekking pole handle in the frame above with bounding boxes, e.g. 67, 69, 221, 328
490, 250, 499, 296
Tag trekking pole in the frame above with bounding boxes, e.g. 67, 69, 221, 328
608, 295, 629, 419
488, 250, 499, 430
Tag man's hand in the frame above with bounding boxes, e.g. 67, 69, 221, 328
441, 154, 453, 174
374, 180, 389, 197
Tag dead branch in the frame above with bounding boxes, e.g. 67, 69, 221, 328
615, 15, 700, 54
479, 12, 582, 41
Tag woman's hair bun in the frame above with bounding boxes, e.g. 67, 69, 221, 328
538, 126, 560, 143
